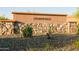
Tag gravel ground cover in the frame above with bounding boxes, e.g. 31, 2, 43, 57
0, 34, 79, 51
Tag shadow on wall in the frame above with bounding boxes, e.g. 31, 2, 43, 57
13, 22, 20, 34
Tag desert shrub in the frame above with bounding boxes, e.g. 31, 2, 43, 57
77, 25, 79, 34
22, 25, 33, 38
48, 25, 52, 34
46, 33, 51, 39
46, 25, 52, 39
73, 40, 79, 48
43, 43, 50, 50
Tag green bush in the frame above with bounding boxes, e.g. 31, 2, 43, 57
22, 25, 33, 38
74, 40, 79, 48
77, 25, 79, 34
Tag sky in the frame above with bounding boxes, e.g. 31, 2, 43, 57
0, 7, 77, 19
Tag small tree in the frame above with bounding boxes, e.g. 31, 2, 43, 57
73, 8, 79, 24
73, 8, 79, 34
22, 25, 33, 38
0, 16, 9, 20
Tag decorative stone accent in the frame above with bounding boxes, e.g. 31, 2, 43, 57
0, 22, 14, 35
17, 22, 77, 36
0, 21, 77, 36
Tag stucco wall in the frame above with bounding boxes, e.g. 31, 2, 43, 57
13, 13, 67, 24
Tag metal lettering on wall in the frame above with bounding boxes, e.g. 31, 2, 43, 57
34, 17, 51, 20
